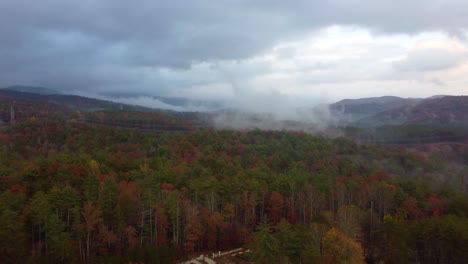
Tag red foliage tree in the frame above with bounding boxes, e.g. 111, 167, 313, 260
267, 191, 284, 224
9, 184, 29, 196
400, 196, 423, 220
155, 210, 170, 245
427, 194, 445, 217
125, 225, 138, 249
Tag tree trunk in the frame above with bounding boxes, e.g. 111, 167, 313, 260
87, 232, 90, 263
31, 224, 35, 254
79, 238, 83, 263
154, 211, 158, 245
67, 210, 70, 230
140, 206, 144, 248
176, 205, 180, 245
149, 208, 153, 244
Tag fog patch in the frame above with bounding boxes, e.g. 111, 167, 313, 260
104, 96, 186, 111
209, 69, 336, 132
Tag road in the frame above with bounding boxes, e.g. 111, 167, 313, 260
180, 248, 251, 264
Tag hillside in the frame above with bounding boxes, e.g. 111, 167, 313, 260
0, 116, 467, 263
0, 95, 73, 123
329, 96, 421, 124
0, 89, 134, 111
0, 90, 210, 128
2, 85, 62, 95
360, 96, 468, 126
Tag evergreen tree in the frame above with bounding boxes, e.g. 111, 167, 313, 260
250, 220, 281, 264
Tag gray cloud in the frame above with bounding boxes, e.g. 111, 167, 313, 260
1, 0, 468, 97
393, 48, 466, 72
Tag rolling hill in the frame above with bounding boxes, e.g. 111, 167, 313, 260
359, 96, 468, 126
329, 96, 422, 124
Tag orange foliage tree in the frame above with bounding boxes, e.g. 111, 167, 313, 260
322, 228, 364, 264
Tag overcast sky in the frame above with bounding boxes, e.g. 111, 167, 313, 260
1, 0, 468, 108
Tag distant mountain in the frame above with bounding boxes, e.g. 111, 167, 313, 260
361, 96, 468, 126
0, 89, 148, 112
1, 85, 62, 95
329, 96, 422, 124
1, 85, 228, 115
334, 96, 410, 105
3, 86, 466, 128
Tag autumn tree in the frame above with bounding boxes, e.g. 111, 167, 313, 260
267, 191, 284, 224
336, 205, 362, 238
80, 202, 103, 262
322, 228, 365, 264
183, 203, 202, 253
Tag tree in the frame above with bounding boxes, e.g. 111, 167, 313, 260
125, 225, 138, 249
183, 204, 202, 253
81, 202, 103, 262
118, 180, 141, 241
0, 208, 27, 263
275, 219, 302, 263
322, 228, 365, 264
48, 185, 79, 230
398, 196, 423, 220
98, 178, 118, 229
336, 205, 362, 238
268, 191, 284, 224
46, 214, 74, 262
301, 244, 321, 264
250, 220, 281, 264
97, 223, 118, 253
84, 160, 100, 202
30, 190, 72, 261
377, 215, 414, 264
414, 215, 468, 264
30, 191, 53, 255
200, 207, 217, 250
166, 191, 181, 244
155, 209, 170, 245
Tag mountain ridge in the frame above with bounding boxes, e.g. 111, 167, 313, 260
2, 85, 467, 127
360, 95, 468, 126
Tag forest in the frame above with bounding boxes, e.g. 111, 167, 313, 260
0, 115, 468, 263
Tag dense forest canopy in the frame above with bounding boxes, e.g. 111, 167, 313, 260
2, 0, 468, 262
0, 114, 467, 263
